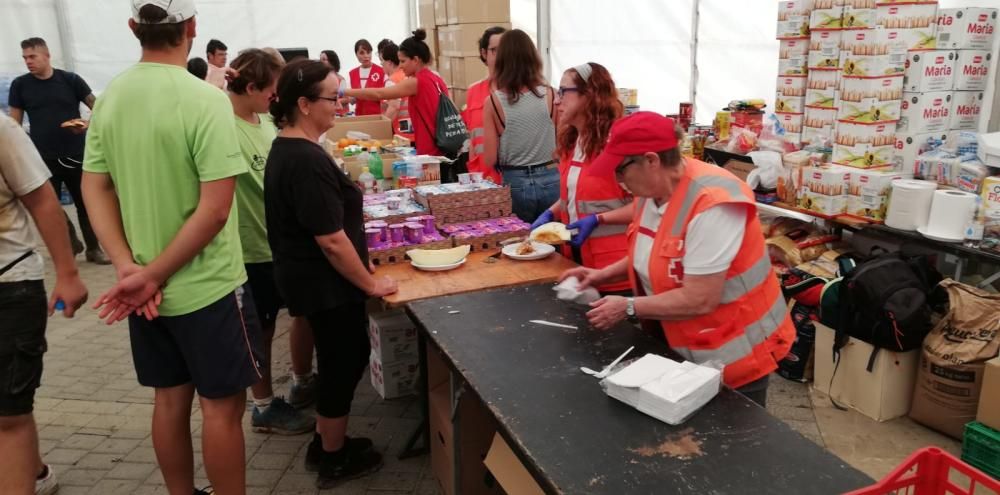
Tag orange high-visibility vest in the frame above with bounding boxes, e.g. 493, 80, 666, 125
557, 151, 631, 293
389, 69, 414, 142
627, 159, 795, 389
462, 78, 501, 183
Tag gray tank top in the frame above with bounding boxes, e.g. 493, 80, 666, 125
494, 86, 556, 168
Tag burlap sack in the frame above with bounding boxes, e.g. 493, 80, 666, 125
910, 279, 1000, 439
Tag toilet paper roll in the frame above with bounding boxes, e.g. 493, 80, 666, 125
885, 180, 937, 231
923, 190, 978, 242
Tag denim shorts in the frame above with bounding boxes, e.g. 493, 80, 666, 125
0, 280, 48, 416
501, 166, 561, 223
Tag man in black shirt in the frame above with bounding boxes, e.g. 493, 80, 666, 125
8, 37, 110, 265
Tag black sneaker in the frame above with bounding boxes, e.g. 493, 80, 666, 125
193, 487, 214, 495
315, 445, 383, 489
305, 433, 374, 472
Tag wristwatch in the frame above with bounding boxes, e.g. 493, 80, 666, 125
625, 297, 638, 323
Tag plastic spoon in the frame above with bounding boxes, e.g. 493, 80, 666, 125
581, 346, 635, 379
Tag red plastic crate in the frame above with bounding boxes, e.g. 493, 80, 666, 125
846, 447, 1000, 495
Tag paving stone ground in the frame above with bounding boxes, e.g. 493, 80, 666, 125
29, 209, 959, 493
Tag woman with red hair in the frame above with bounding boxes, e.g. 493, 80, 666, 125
531, 63, 633, 294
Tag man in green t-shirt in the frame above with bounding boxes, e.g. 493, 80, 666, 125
226, 48, 315, 435
81, 2, 262, 493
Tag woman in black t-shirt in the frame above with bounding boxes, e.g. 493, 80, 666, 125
264, 59, 397, 489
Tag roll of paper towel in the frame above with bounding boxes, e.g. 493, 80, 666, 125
885, 180, 937, 231
923, 190, 978, 242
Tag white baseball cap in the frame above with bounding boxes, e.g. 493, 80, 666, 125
131, 0, 197, 24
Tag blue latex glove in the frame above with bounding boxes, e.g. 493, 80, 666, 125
568, 214, 600, 248
530, 209, 555, 231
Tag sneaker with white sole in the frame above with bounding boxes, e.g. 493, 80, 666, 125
251, 397, 315, 435
35, 464, 58, 495
288, 375, 317, 409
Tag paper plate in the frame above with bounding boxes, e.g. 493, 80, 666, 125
502, 241, 556, 261
916, 226, 964, 243
411, 258, 466, 272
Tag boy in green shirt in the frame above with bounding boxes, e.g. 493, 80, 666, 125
81, 1, 261, 493
227, 48, 315, 435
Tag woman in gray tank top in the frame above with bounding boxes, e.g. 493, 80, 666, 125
483, 29, 559, 222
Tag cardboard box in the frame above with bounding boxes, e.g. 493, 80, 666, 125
370, 352, 419, 399
418, 0, 435, 26
842, 7, 877, 29
904, 50, 956, 92
447, 0, 510, 25
953, 50, 992, 91
437, 56, 455, 87
805, 165, 851, 195
434, 0, 448, 26
834, 143, 895, 168
836, 96, 901, 124
778, 16, 810, 39
775, 93, 806, 113
450, 88, 467, 110
840, 74, 903, 103
910, 352, 988, 440
809, 30, 841, 68
779, 0, 815, 20
935, 8, 998, 50
777, 112, 804, 134
836, 121, 896, 148
803, 124, 835, 147
805, 106, 838, 130
811, 7, 844, 30
813, 323, 919, 421
779, 55, 809, 75
848, 168, 910, 196
446, 56, 487, 89
438, 23, 512, 57
780, 38, 811, 60
976, 357, 1000, 431
806, 86, 838, 109
982, 177, 1000, 214
369, 310, 419, 362
778, 75, 807, 97
799, 189, 847, 215
723, 159, 756, 183
426, 341, 450, 391
949, 90, 984, 131
848, 193, 888, 220
326, 115, 394, 141
893, 131, 948, 172
429, 383, 503, 495
877, 3, 938, 30
343, 153, 402, 181
833, 123, 895, 168
841, 51, 906, 78
428, 28, 440, 65
484, 433, 546, 495
898, 91, 952, 133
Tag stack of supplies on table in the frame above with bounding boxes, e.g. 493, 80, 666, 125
601, 354, 721, 425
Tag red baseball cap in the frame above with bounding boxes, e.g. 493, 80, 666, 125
586, 112, 679, 178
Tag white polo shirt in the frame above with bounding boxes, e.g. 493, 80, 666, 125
632, 200, 748, 296
565, 142, 586, 224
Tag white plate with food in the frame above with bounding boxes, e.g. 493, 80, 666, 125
502, 240, 556, 261
411, 258, 467, 272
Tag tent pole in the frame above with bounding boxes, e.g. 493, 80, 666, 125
689, 0, 700, 117
54, 0, 75, 72
537, 0, 552, 82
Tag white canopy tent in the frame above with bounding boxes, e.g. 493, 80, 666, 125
1, 0, 997, 130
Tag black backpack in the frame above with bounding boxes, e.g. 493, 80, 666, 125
837, 249, 942, 354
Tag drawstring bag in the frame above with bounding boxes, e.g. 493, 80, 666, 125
418, 83, 469, 159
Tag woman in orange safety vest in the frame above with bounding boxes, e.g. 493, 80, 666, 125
460, 26, 506, 184
559, 112, 795, 407
531, 62, 632, 294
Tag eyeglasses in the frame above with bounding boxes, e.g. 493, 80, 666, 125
615, 155, 643, 176
557, 86, 579, 98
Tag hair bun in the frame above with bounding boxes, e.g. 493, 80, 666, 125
412, 28, 427, 42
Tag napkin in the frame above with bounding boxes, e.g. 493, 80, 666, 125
601, 354, 721, 425
553, 276, 601, 305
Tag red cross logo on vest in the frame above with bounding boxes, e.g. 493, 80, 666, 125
668, 259, 684, 284
370, 72, 381, 83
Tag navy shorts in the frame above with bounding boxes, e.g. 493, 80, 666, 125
128, 284, 264, 399
245, 262, 284, 330
0, 281, 48, 416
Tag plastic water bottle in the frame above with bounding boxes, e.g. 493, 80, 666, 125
368, 151, 384, 180
359, 166, 377, 194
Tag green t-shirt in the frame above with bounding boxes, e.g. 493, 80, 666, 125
234, 114, 277, 264
83, 63, 248, 317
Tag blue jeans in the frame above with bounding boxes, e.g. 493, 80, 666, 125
502, 167, 560, 223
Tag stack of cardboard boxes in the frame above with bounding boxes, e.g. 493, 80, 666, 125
777, 0, 813, 148
895, 7, 996, 175
421, 0, 512, 111
368, 310, 420, 399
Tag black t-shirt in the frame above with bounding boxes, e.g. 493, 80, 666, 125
265, 137, 369, 316
8, 69, 91, 159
